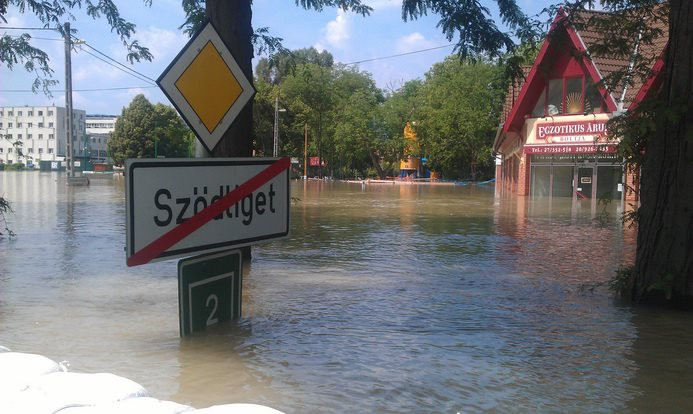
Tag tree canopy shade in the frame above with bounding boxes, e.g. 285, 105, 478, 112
107, 94, 194, 166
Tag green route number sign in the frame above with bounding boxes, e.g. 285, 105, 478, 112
178, 249, 242, 336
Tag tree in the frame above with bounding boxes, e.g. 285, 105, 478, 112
107, 94, 192, 165
416, 58, 504, 179
256, 47, 334, 85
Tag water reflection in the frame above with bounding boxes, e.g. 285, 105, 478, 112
0, 173, 689, 412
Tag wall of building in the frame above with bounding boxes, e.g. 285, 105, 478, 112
0, 106, 86, 166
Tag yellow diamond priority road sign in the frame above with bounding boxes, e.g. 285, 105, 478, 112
157, 21, 255, 152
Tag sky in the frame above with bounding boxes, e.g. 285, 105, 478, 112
0, 0, 554, 115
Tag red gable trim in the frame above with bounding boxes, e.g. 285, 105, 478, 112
500, 9, 617, 138
629, 42, 667, 111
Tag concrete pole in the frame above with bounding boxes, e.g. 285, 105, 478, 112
303, 123, 308, 179
64, 22, 74, 178
273, 96, 279, 157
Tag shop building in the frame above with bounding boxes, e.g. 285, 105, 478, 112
493, 9, 667, 207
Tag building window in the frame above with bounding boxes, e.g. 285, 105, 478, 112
8, 122, 12, 128
7, 111, 13, 116
17, 134, 22, 139
28, 122, 33, 128
0, 148, 3, 153
39, 148, 43, 154
38, 110, 43, 116
7, 134, 12, 139
28, 148, 33, 154
8, 148, 12, 153
48, 122, 54, 128
28, 134, 32, 139
532, 76, 606, 117
0, 111, 3, 116
91, 137, 96, 143
48, 110, 54, 116
17, 111, 22, 116
38, 134, 43, 139
0, 122, 2, 128
49, 134, 54, 139
28, 111, 33, 116
17, 122, 22, 128
38, 122, 44, 128
48, 148, 54, 154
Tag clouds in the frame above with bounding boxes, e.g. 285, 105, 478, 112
396, 32, 436, 53
324, 10, 351, 48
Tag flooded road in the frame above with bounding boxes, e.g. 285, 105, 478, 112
1, 172, 692, 412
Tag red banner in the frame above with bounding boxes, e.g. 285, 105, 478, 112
309, 157, 326, 167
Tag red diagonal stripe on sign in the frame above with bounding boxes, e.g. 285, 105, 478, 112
127, 157, 290, 267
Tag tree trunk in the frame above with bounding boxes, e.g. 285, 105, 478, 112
206, 0, 254, 159
366, 142, 386, 179
630, 0, 693, 303
206, 0, 254, 261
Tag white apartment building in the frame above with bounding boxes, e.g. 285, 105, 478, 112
86, 114, 118, 162
0, 105, 87, 167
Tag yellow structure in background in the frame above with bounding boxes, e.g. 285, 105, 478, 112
400, 122, 420, 173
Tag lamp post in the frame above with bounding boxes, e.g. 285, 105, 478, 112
273, 96, 286, 157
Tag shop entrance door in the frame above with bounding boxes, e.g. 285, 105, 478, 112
576, 167, 594, 199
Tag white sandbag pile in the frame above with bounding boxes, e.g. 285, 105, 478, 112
0, 347, 284, 414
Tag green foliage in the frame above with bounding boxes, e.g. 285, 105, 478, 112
107, 94, 193, 166
0, 0, 153, 93
0, 195, 15, 237
608, 266, 633, 295
415, 57, 505, 179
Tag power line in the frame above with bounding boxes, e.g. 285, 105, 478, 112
3, 34, 63, 41
0, 85, 159, 92
0, 26, 58, 31
76, 44, 156, 85
77, 38, 158, 84
344, 43, 455, 65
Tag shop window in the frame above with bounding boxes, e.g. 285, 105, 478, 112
546, 79, 563, 116
532, 76, 607, 117
552, 166, 574, 198
531, 166, 551, 196
564, 77, 583, 114
531, 89, 547, 117
585, 79, 605, 114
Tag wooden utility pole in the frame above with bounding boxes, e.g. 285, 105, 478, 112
303, 123, 308, 179
64, 22, 73, 178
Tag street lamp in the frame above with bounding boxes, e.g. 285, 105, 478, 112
273, 96, 286, 157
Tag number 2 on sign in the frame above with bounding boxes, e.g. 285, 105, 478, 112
206, 294, 219, 326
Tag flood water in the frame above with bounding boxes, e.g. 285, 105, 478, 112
1, 171, 692, 412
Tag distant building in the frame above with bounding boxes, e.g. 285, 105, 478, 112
86, 114, 118, 162
0, 105, 87, 167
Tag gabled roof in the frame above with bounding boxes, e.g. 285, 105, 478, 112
498, 6, 668, 140
500, 9, 618, 135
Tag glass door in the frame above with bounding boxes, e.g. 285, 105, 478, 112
576, 167, 594, 199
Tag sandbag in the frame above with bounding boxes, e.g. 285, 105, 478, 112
56, 397, 192, 414
191, 404, 284, 414
6, 372, 149, 413
0, 352, 63, 394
